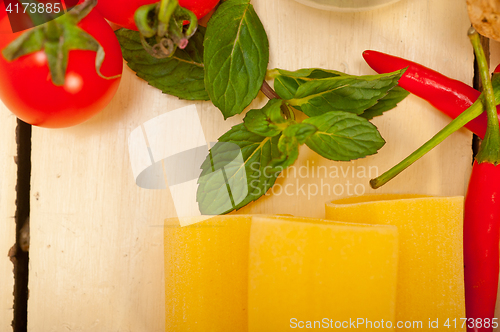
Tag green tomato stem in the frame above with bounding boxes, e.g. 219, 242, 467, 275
469, 27, 500, 164
175, 6, 198, 40
1, 0, 112, 86
134, 0, 198, 57
44, 19, 60, 41
21, 0, 55, 27
158, 0, 177, 33
134, 3, 158, 38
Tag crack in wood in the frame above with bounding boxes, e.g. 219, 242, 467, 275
12, 119, 31, 332
472, 34, 490, 159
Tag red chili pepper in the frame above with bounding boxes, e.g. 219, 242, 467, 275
464, 161, 500, 331
370, 33, 500, 330
362, 49, 500, 138
464, 29, 500, 332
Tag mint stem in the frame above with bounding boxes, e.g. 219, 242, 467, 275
469, 27, 500, 164
261, 80, 280, 99
370, 98, 484, 189
260, 80, 294, 120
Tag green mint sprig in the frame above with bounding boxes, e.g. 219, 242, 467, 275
270, 68, 409, 118
284, 71, 405, 117
115, 0, 409, 214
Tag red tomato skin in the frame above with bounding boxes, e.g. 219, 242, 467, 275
0, 9, 123, 128
0, 1, 6, 20
95, 0, 219, 31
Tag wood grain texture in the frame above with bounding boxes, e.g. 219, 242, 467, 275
27, 0, 474, 331
0, 105, 18, 332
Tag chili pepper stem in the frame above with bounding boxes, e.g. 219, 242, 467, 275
370, 100, 484, 188
371, 31, 500, 189
469, 27, 500, 164
464, 27, 500, 332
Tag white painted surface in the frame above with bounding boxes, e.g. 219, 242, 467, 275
26, 1, 476, 331
0, 105, 18, 332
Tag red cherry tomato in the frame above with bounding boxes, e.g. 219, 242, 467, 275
0, 8, 123, 128
95, 0, 219, 31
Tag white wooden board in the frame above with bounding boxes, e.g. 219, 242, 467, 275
27, 0, 476, 331
0, 105, 18, 331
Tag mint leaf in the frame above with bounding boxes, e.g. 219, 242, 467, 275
196, 142, 248, 215
270, 68, 346, 79
115, 27, 208, 101
360, 86, 409, 120
283, 122, 317, 144
272, 68, 344, 100
204, 0, 270, 118
268, 123, 316, 170
197, 124, 281, 214
272, 68, 408, 118
303, 112, 385, 161
270, 134, 299, 170
243, 99, 289, 137
288, 70, 405, 117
